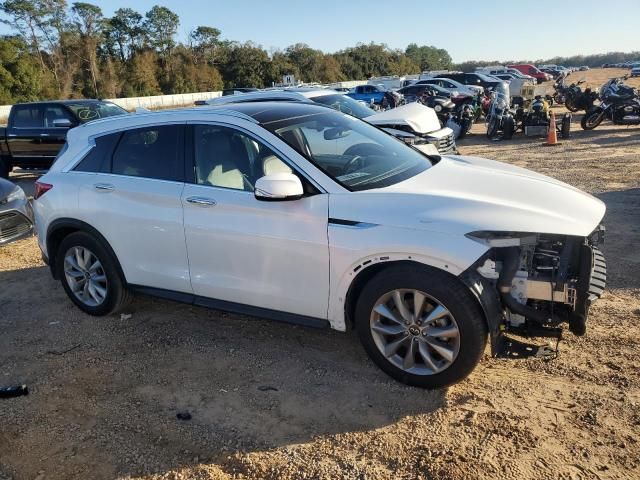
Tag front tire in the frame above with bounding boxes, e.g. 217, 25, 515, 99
502, 115, 515, 140
565, 97, 578, 112
355, 265, 487, 389
581, 108, 605, 130
56, 232, 132, 316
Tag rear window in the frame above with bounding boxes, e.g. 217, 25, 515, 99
12, 105, 43, 128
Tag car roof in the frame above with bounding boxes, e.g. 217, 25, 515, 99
206, 88, 338, 106
68, 101, 338, 139
13, 99, 115, 106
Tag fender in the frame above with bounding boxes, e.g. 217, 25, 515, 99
45, 218, 126, 282
327, 251, 470, 332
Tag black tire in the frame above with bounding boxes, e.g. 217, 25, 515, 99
355, 265, 487, 389
458, 118, 472, 139
502, 116, 515, 140
0, 156, 10, 179
561, 113, 572, 138
56, 231, 132, 316
486, 116, 499, 138
581, 107, 604, 130
565, 97, 578, 112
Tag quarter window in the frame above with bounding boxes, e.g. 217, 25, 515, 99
111, 125, 183, 181
74, 132, 120, 173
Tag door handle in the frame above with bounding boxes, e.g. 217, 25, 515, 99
40, 133, 50, 137
93, 183, 115, 192
186, 196, 216, 207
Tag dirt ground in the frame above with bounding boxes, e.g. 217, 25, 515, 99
1, 68, 639, 480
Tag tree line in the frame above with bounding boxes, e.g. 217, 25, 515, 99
0, 0, 454, 104
0, 1, 637, 105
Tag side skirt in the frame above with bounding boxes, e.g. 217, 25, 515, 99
128, 285, 330, 330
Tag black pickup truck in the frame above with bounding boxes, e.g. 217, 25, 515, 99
0, 100, 127, 178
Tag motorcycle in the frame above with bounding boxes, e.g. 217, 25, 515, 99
418, 89, 473, 139
581, 76, 640, 130
485, 82, 515, 139
564, 80, 598, 112
552, 73, 571, 104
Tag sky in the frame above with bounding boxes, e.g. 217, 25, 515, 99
2, 0, 639, 62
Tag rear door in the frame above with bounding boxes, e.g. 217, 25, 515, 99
6, 104, 47, 158
76, 123, 192, 293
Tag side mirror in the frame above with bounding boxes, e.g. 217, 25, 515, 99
254, 173, 303, 201
52, 118, 74, 128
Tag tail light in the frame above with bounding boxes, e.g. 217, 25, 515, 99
34, 181, 53, 200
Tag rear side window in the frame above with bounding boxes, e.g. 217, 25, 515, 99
111, 125, 184, 181
74, 133, 121, 173
12, 105, 44, 128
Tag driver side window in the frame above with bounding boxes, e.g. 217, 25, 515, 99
192, 125, 292, 192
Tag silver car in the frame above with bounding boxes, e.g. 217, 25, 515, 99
0, 177, 33, 245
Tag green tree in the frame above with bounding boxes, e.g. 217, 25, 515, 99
70, 2, 103, 97
405, 43, 452, 71
144, 5, 178, 58
220, 41, 271, 88
107, 7, 142, 61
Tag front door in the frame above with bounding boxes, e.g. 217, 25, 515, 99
182, 123, 329, 319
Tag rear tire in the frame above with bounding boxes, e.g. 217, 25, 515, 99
355, 265, 487, 389
56, 231, 132, 316
581, 108, 604, 130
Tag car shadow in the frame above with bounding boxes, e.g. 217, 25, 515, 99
0, 264, 449, 479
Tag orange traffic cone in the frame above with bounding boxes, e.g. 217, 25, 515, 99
545, 111, 559, 146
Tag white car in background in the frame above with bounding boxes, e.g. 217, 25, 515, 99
415, 77, 483, 96
34, 102, 606, 389
206, 88, 456, 155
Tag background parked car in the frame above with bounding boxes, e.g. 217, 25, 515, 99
206, 89, 457, 154
0, 100, 127, 178
434, 72, 506, 92
0, 177, 32, 245
415, 77, 483, 96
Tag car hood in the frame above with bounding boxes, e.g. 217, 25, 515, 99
364, 102, 441, 135
333, 155, 605, 237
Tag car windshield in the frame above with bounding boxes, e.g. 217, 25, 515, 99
311, 93, 376, 119
261, 110, 432, 191
65, 102, 128, 123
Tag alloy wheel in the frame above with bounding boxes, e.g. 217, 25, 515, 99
63, 246, 108, 307
369, 289, 460, 375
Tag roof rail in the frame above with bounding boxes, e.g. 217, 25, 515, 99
78, 105, 260, 128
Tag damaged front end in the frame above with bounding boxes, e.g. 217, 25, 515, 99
462, 227, 606, 354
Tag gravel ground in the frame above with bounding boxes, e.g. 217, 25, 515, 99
1, 69, 639, 480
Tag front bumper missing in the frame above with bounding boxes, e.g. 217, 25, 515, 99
570, 244, 606, 335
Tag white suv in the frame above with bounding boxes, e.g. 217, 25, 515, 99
34, 102, 606, 388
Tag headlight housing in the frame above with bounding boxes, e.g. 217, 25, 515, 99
465, 231, 537, 247
5, 186, 26, 203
